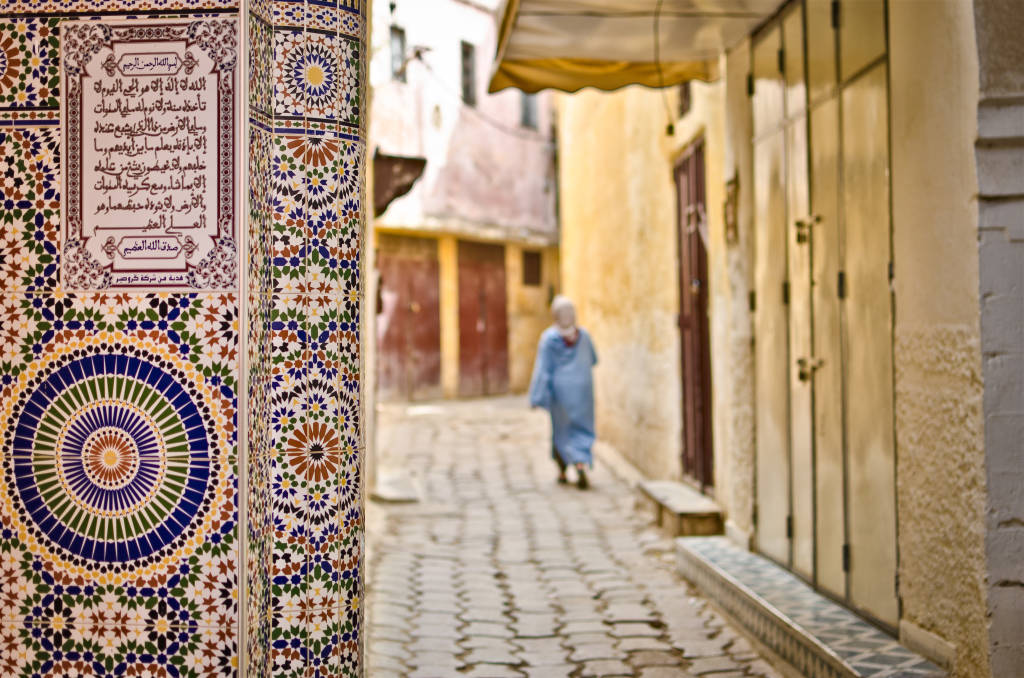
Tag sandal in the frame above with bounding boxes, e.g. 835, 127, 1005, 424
576, 464, 589, 490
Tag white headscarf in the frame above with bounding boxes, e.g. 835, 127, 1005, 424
550, 295, 578, 340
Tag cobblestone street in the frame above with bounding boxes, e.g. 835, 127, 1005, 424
366, 398, 782, 678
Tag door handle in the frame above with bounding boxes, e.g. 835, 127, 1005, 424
797, 357, 824, 382
690, 278, 702, 295
794, 214, 821, 245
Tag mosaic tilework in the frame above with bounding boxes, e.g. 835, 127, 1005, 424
0, 293, 239, 677
676, 537, 945, 678
0, 17, 59, 109
4, 0, 239, 13
246, 0, 364, 673
0, 126, 59, 291
2, 19, 243, 678
0, 0, 365, 674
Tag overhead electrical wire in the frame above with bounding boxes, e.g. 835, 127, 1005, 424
412, 54, 556, 146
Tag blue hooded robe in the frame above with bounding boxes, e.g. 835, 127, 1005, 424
528, 326, 597, 467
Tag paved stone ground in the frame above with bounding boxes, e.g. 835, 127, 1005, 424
366, 397, 783, 678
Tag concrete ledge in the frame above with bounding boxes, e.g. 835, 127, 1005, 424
369, 468, 420, 504
638, 480, 724, 537
676, 537, 945, 678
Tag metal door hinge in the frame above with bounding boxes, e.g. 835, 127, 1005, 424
782, 280, 790, 305
778, 49, 785, 75
888, 261, 894, 282
786, 515, 793, 539
748, 290, 756, 312
837, 271, 847, 299
842, 543, 851, 572
753, 504, 759, 526
746, 73, 754, 96
831, 0, 840, 29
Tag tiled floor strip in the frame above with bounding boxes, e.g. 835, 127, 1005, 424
676, 537, 945, 678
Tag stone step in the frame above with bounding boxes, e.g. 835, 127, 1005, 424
637, 480, 723, 536
675, 536, 946, 678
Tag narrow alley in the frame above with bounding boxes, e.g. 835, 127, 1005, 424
366, 398, 782, 678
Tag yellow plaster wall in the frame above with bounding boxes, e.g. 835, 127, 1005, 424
888, 3, 990, 674
716, 43, 757, 543
557, 86, 688, 481
506, 245, 561, 393
555, 70, 758, 514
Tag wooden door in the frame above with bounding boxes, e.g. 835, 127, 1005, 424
457, 241, 509, 397
752, 23, 792, 567
782, 3, 814, 581
376, 235, 442, 401
809, 95, 846, 600
842, 61, 898, 629
675, 141, 714, 491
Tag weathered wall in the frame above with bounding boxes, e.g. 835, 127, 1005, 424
557, 86, 683, 482
716, 42, 757, 543
973, 0, 1024, 674
556, 73, 756, 517
506, 244, 560, 392
889, 3, 989, 675
368, 0, 558, 402
368, 0, 556, 242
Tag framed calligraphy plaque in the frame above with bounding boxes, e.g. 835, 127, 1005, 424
61, 18, 238, 290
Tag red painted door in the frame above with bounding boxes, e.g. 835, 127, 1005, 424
376, 235, 442, 401
676, 141, 714, 491
457, 241, 509, 397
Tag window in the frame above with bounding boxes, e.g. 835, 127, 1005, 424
390, 26, 406, 82
520, 92, 538, 129
522, 250, 542, 286
460, 41, 476, 106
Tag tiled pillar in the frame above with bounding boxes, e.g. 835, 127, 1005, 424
246, 0, 365, 676
0, 0, 366, 676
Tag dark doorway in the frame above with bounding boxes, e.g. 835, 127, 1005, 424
675, 140, 714, 491
457, 240, 509, 397
376, 234, 442, 401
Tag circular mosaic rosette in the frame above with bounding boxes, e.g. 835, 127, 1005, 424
1, 332, 232, 584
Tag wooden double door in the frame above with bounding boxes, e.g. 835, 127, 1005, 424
752, 0, 897, 630
376, 234, 442, 401
675, 142, 714, 491
457, 241, 509, 397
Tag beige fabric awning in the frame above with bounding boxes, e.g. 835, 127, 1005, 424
489, 0, 781, 93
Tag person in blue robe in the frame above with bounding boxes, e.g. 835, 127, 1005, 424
529, 296, 597, 489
